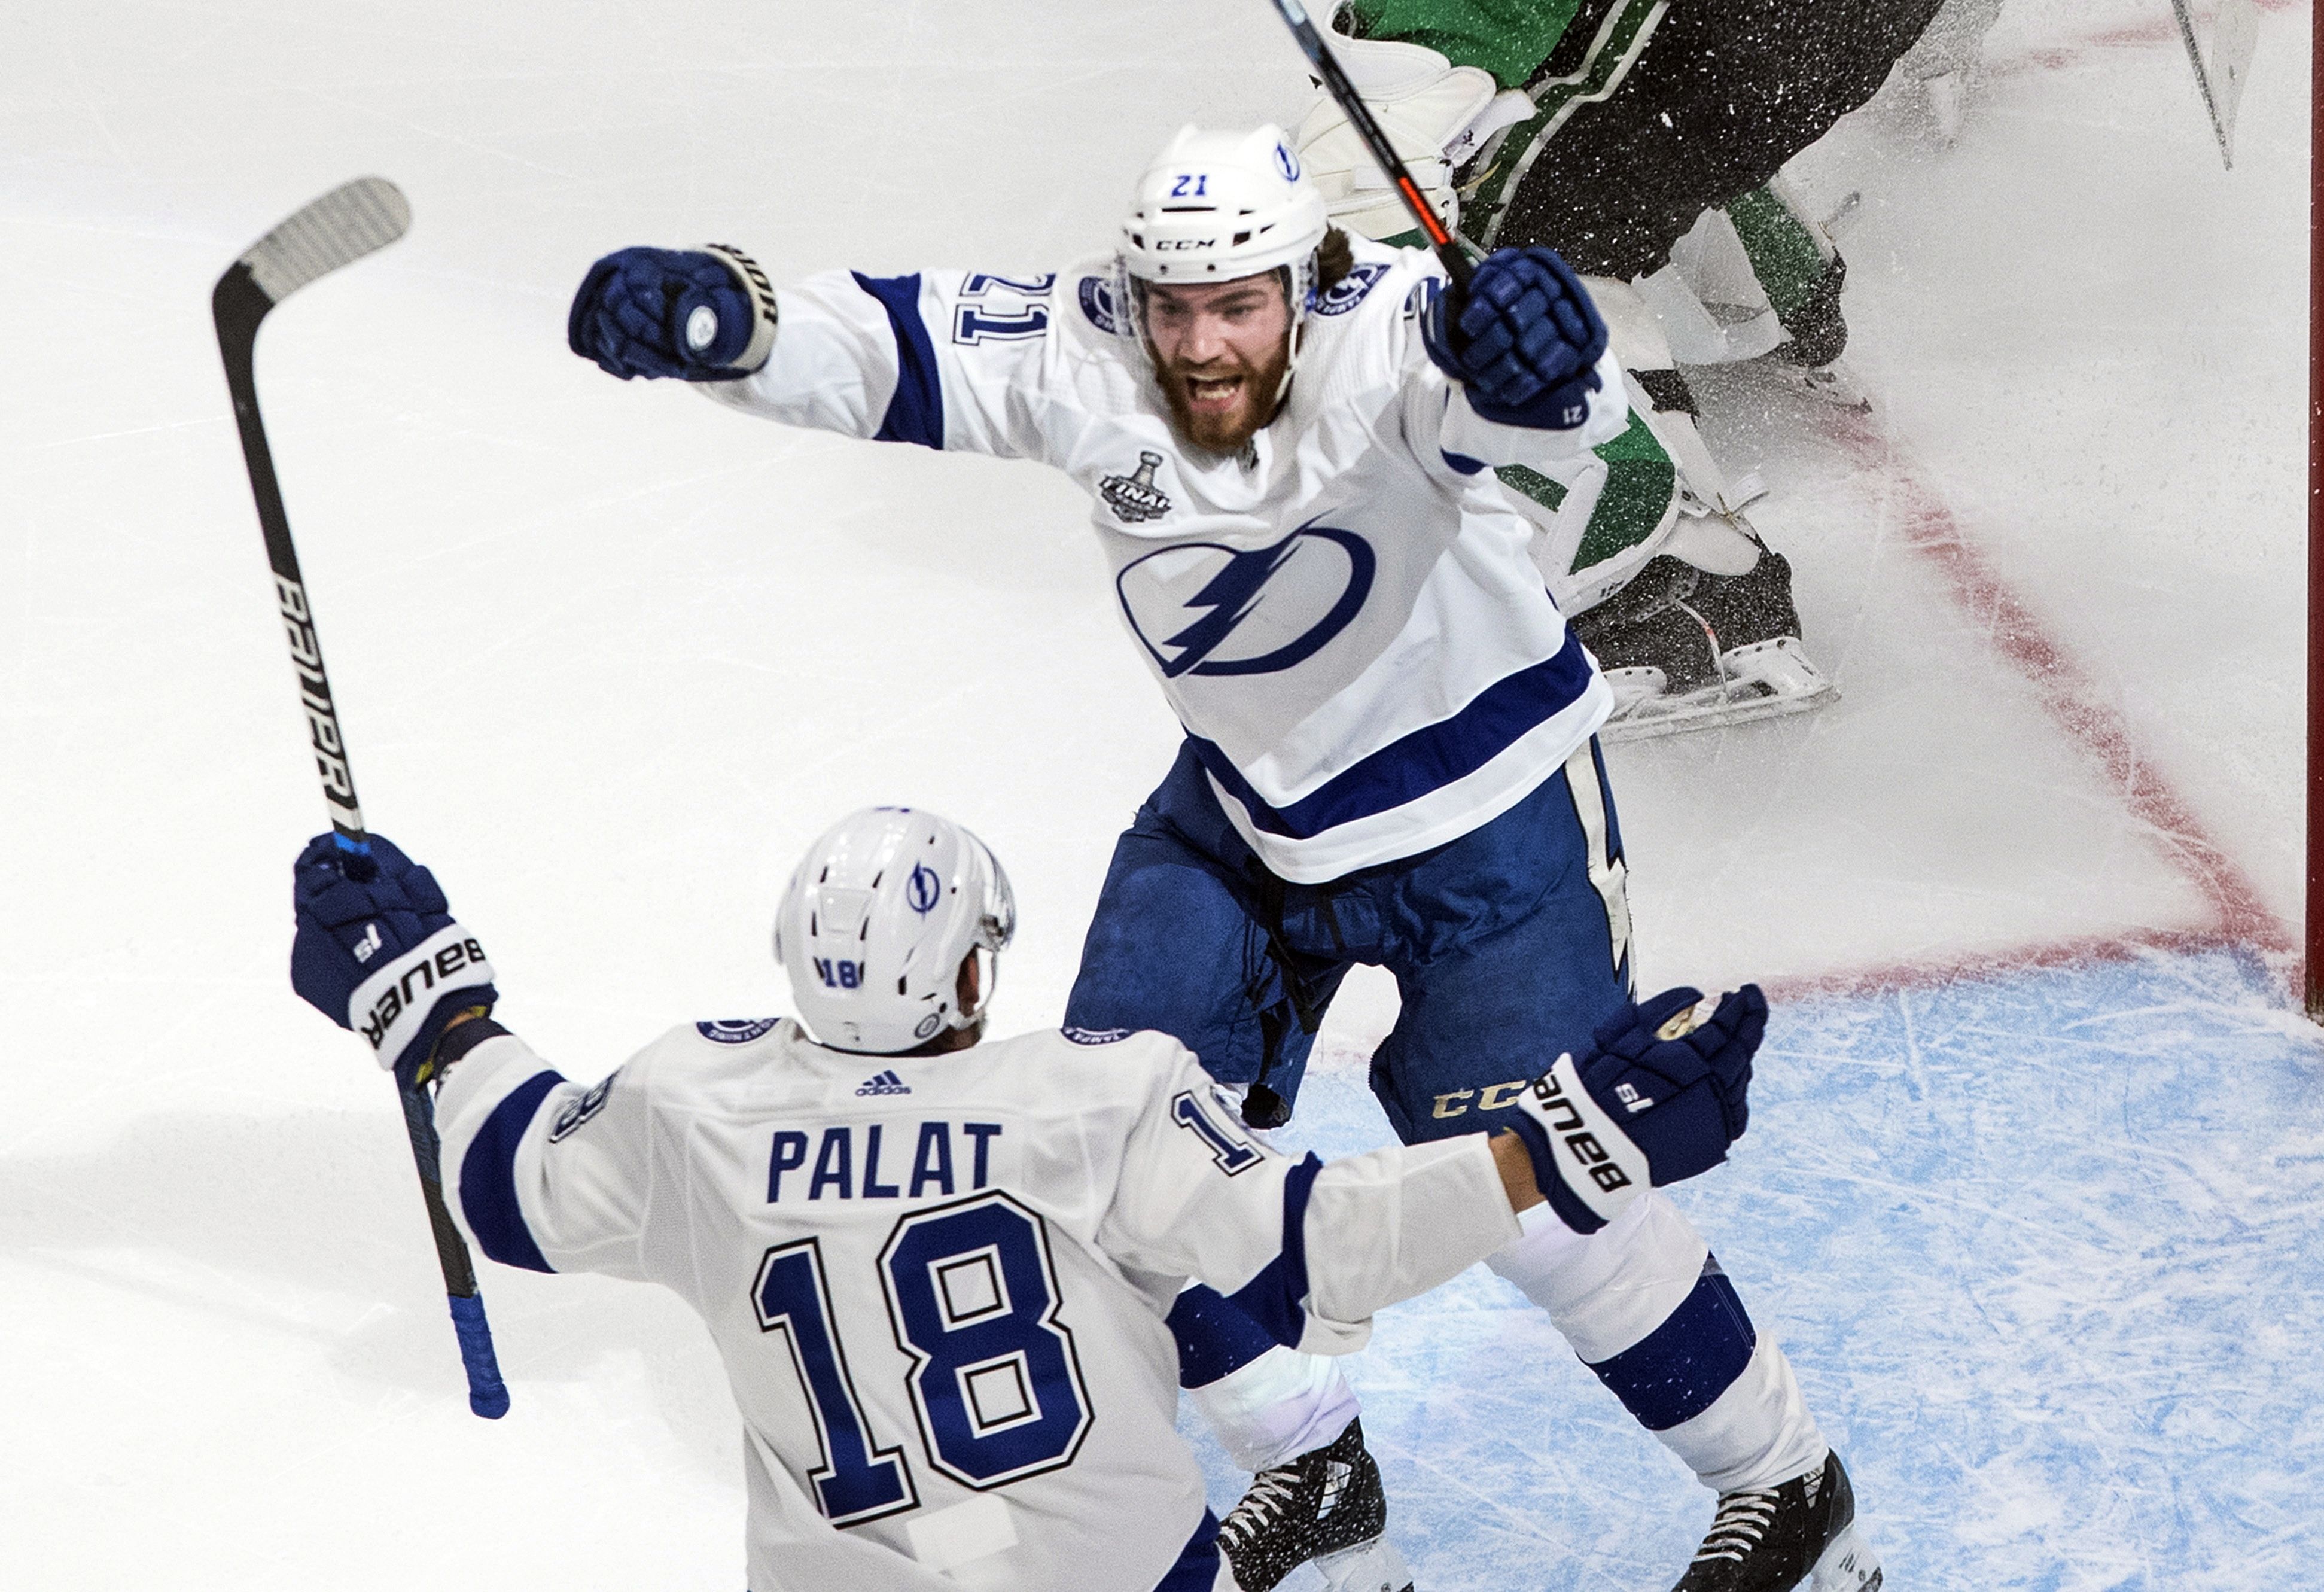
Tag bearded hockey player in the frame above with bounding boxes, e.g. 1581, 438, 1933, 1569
286, 809, 1805, 1592
564, 126, 1878, 1592
1288, 0, 2005, 735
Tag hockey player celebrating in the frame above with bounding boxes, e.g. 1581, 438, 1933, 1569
564, 126, 1877, 1592
287, 808, 1789, 1592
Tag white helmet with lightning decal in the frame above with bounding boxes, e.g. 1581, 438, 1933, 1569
773, 807, 1016, 1055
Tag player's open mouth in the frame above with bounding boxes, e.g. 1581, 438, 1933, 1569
1184, 373, 1244, 412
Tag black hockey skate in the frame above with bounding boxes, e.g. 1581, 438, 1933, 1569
1216, 1419, 1413, 1592
1572, 541, 1835, 741
1668, 1453, 1883, 1592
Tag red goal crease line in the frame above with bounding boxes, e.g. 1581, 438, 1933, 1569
1765, 410, 2296, 1006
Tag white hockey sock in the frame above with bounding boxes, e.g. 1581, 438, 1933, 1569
1488, 1189, 1707, 1360
1655, 1337, 1826, 1494
1186, 1345, 1359, 1474
1487, 1191, 1822, 1491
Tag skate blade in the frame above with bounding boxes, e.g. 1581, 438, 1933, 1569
1310, 1534, 1414, 1592
1781, 362, 1871, 414
1808, 1520, 1882, 1591
1599, 651, 1838, 742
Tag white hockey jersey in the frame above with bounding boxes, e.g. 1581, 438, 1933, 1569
704, 238, 1628, 882
434, 1018, 1519, 1592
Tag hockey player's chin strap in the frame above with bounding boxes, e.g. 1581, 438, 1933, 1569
1269, 260, 1314, 413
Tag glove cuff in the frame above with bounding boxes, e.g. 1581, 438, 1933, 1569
1461, 363, 1602, 431
1510, 1052, 1652, 1233
346, 923, 495, 1073
702, 243, 779, 374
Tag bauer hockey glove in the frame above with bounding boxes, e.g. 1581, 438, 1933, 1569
1505, 984, 1765, 1234
566, 244, 778, 382
1421, 245, 1606, 429
290, 833, 498, 1088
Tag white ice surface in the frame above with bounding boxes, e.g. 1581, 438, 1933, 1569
0, 1, 2311, 1587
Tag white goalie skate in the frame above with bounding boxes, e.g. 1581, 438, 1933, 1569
1601, 634, 1837, 742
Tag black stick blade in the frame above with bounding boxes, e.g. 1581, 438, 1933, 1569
232, 176, 411, 309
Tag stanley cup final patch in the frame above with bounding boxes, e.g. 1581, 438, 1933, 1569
1099, 452, 1172, 523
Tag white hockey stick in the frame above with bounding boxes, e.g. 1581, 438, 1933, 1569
214, 178, 511, 1420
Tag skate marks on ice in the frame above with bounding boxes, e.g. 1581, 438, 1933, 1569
1185, 949, 2324, 1591
1813, 401, 2286, 967
1982, 0, 2296, 79
1599, 363, 2218, 998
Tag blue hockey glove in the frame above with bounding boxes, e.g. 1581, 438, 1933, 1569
566, 243, 778, 382
290, 833, 498, 1087
1505, 984, 1765, 1233
1421, 246, 1607, 430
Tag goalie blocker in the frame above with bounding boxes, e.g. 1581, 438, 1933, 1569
1506, 985, 1764, 1234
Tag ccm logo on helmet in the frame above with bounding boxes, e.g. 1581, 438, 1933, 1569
1530, 1071, 1635, 1195
361, 937, 488, 1050
1155, 238, 1217, 252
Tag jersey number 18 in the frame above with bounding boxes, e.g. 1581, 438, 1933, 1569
750, 1190, 1094, 1525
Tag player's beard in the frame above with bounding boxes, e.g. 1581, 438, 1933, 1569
1154, 339, 1293, 455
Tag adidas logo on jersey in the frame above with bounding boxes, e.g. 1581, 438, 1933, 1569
854, 1070, 912, 1097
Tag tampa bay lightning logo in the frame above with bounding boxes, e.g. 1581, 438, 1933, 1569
697, 1018, 780, 1044
1314, 263, 1388, 318
1117, 519, 1375, 678
907, 863, 942, 915
1274, 142, 1300, 182
1079, 274, 1125, 336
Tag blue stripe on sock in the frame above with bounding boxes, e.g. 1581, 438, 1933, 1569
1585, 1256, 1757, 1432
1166, 1284, 1284, 1389
457, 1069, 565, 1273
851, 272, 944, 449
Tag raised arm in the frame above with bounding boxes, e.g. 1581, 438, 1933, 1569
288, 831, 656, 1281
1407, 245, 1631, 474
565, 245, 1059, 459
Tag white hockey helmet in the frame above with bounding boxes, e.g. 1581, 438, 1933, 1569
1119, 123, 1329, 288
773, 807, 1016, 1055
